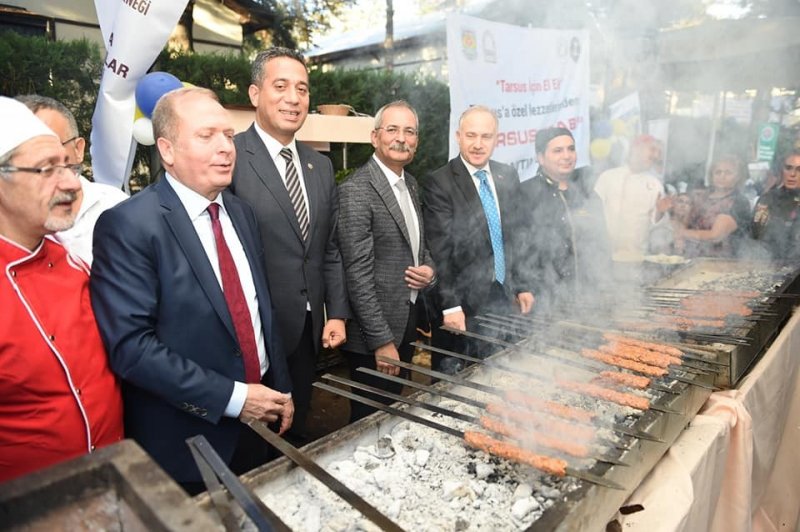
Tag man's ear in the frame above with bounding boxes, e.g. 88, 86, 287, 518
74, 137, 86, 163
157, 137, 174, 167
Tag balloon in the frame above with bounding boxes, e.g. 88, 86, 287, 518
181, 81, 195, 88
132, 117, 155, 146
135, 72, 183, 118
133, 105, 144, 121
592, 119, 613, 139
590, 138, 612, 160
611, 118, 629, 137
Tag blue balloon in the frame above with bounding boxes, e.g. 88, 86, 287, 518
592, 119, 613, 139
135, 72, 183, 118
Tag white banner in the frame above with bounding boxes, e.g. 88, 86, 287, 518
446, 14, 590, 182
91, 0, 188, 188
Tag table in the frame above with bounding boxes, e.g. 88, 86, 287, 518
613, 310, 800, 531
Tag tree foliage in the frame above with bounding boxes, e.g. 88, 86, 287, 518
309, 67, 450, 180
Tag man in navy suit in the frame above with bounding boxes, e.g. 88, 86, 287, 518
91, 87, 293, 494
423, 106, 534, 372
231, 47, 349, 442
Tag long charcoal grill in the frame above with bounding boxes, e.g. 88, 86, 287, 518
215, 259, 799, 531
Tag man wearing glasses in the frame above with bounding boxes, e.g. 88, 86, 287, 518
0, 96, 123, 482
337, 100, 436, 421
17, 95, 127, 266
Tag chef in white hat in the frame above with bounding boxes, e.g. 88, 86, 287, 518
0, 96, 123, 483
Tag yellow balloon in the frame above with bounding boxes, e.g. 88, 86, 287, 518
181, 81, 195, 88
134, 106, 144, 121
590, 138, 612, 160
611, 118, 629, 137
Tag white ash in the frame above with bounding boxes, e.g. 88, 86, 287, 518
256, 412, 579, 531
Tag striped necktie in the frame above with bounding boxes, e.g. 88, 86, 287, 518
280, 147, 309, 241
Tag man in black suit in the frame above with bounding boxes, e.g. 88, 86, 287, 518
91, 88, 293, 494
423, 106, 534, 372
337, 101, 436, 421
230, 48, 349, 441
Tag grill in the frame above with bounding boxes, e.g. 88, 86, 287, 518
227, 258, 800, 531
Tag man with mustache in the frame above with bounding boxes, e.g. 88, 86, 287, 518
231, 47, 349, 442
423, 106, 533, 373
0, 96, 123, 482
16, 95, 127, 266
91, 88, 292, 494
337, 100, 436, 421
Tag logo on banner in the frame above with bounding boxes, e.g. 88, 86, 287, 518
482, 31, 496, 63
461, 28, 477, 60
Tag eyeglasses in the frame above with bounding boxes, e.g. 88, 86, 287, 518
61, 136, 79, 147
0, 163, 82, 179
785, 164, 800, 173
376, 126, 418, 137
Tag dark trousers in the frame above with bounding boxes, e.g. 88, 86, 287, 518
343, 302, 417, 423
285, 312, 316, 440
431, 281, 514, 374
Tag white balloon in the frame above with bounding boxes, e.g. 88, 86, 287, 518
132, 117, 155, 146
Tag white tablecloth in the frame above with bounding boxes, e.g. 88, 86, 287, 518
614, 310, 800, 532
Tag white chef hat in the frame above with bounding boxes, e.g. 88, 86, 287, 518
0, 96, 57, 160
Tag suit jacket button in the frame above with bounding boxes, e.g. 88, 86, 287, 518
233, 349, 242, 357
300, 288, 307, 295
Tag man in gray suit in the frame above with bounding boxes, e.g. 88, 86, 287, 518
230, 47, 349, 442
337, 101, 436, 422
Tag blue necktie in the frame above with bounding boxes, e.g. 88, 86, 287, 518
475, 169, 505, 284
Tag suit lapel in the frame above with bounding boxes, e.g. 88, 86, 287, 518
296, 143, 320, 249
368, 159, 413, 250
243, 126, 305, 244
452, 159, 491, 245
156, 180, 237, 341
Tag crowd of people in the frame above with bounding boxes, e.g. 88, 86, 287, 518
2, 46, 798, 494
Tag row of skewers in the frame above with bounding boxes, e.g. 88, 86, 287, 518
315, 319, 725, 492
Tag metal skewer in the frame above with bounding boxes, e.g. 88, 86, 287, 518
313, 382, 627, 491
354, 366, 635, 450
321, 374, 628, 467
246, 421, 404, 532
376, 355, 680, 429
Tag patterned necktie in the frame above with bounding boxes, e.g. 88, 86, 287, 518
280, 147, 309, 241
395, 177, 419, 303
475, 169, 506, 284
207, 203, 261, 384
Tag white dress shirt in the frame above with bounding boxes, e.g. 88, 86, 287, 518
252, 122, 312, 311
372, 154, 421, 302
165, 173, 267, 418
443, 158, 503, 316
56, 175, 128, 266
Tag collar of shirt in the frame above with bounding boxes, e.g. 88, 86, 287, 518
164, 172, 224, 221
461, 156, 492, 182
253, 121, 298, 165
372, 153, 406, 185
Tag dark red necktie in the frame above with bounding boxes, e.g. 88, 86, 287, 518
207, 203, 261, 383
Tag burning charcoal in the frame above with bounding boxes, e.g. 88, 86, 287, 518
466, 461, 477, 475
511, 497, 541, 520
475, 462, 494, 480
371, 436, 396, 458
455, 518, 470, 531
386, 500, 402, 520
470, 479, 486, 497
415, 449, 430, 467
512, 482, 534, 500
442, 479, 470, 501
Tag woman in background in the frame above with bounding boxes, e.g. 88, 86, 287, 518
678, 154, 752, 258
